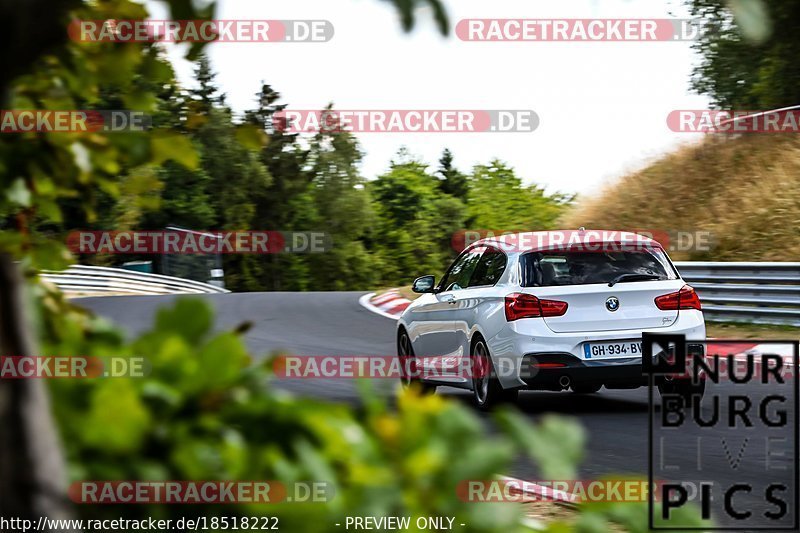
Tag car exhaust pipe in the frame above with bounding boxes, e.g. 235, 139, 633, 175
559, 375, 571, 389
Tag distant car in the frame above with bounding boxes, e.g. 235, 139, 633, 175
396, 230, 706, 409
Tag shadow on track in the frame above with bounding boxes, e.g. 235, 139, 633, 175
438, 389, 649, 415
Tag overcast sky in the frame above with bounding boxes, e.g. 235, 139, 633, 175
149, 0, 709, 196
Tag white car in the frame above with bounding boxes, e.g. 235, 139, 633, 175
396, 230, 707, 409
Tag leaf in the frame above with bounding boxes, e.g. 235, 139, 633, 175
82, 379, 151, 453
574, 512, 611, 533
426, 0, 450, 35
191, 332, 249, 391
29, 239, 72, 270
141, 53, 175, 84
151, 129, 199, 169
235, 124, 268, 150
122, 89, 159, 112
36, 198, 63, 223
385, 0, 449, 34
155, 297, 213, 342
729, 0, 772, 44
171, 438, 223, 478
70, 143, 91, 174
110, 132, 151, 166
496, 411, 585, 480
6, 178, 31, 207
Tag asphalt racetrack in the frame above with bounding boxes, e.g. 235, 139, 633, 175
77, 292, 797, 527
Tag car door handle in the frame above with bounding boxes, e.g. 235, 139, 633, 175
441, 295, 456, 304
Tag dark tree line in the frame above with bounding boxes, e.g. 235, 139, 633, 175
70, 55, 572, 292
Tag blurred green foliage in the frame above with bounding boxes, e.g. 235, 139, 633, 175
2, 0, 706, 530
37, 288, 705, 531
39, 290, 537, 531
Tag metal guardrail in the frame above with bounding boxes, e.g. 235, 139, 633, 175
674, 262, 800, 326
41, 265, 229, 297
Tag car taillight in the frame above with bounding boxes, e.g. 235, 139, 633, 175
654, 285, 702, 311
505, 293, 568, 321
535, 362, 567, 368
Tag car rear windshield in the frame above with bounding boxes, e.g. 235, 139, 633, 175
520, 248, 679, 287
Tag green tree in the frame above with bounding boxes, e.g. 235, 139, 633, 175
139, 76, 216, 231
437, 148, 468, 202
305, 108, 377, 290
246, 84, 315, 291
688, 0, 799, 108
369, 150, 466, 284
466, 160, 572, 231
191, 54, 225, 113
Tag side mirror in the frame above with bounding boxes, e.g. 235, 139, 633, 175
412, 275, 436, 294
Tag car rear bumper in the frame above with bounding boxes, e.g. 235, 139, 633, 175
520, 353, 647, 390
486, 314, 706, 389
517, 342, 706, 391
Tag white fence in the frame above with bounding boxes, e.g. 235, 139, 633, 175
41, 265, 229, 297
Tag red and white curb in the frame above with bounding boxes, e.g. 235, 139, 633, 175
359, 289, 410, 320
703, 342, 795, 377
706, 342, 795, 358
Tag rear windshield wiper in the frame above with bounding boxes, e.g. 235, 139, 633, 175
608, 273, 661, 287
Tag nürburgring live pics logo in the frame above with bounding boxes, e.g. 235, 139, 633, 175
643, 333, 799, 530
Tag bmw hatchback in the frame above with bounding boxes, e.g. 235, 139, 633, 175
396, 230, 706, 409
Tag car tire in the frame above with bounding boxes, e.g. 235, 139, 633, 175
572, 384, 602, 394
471, 337, 518, 410
397, 329, 436, 395
658, 378, 705, 408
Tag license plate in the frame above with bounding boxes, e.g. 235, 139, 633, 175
583, 341, 642, 359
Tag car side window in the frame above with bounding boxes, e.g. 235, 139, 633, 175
468, 246, 507, 287
440, 247, 484, 291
